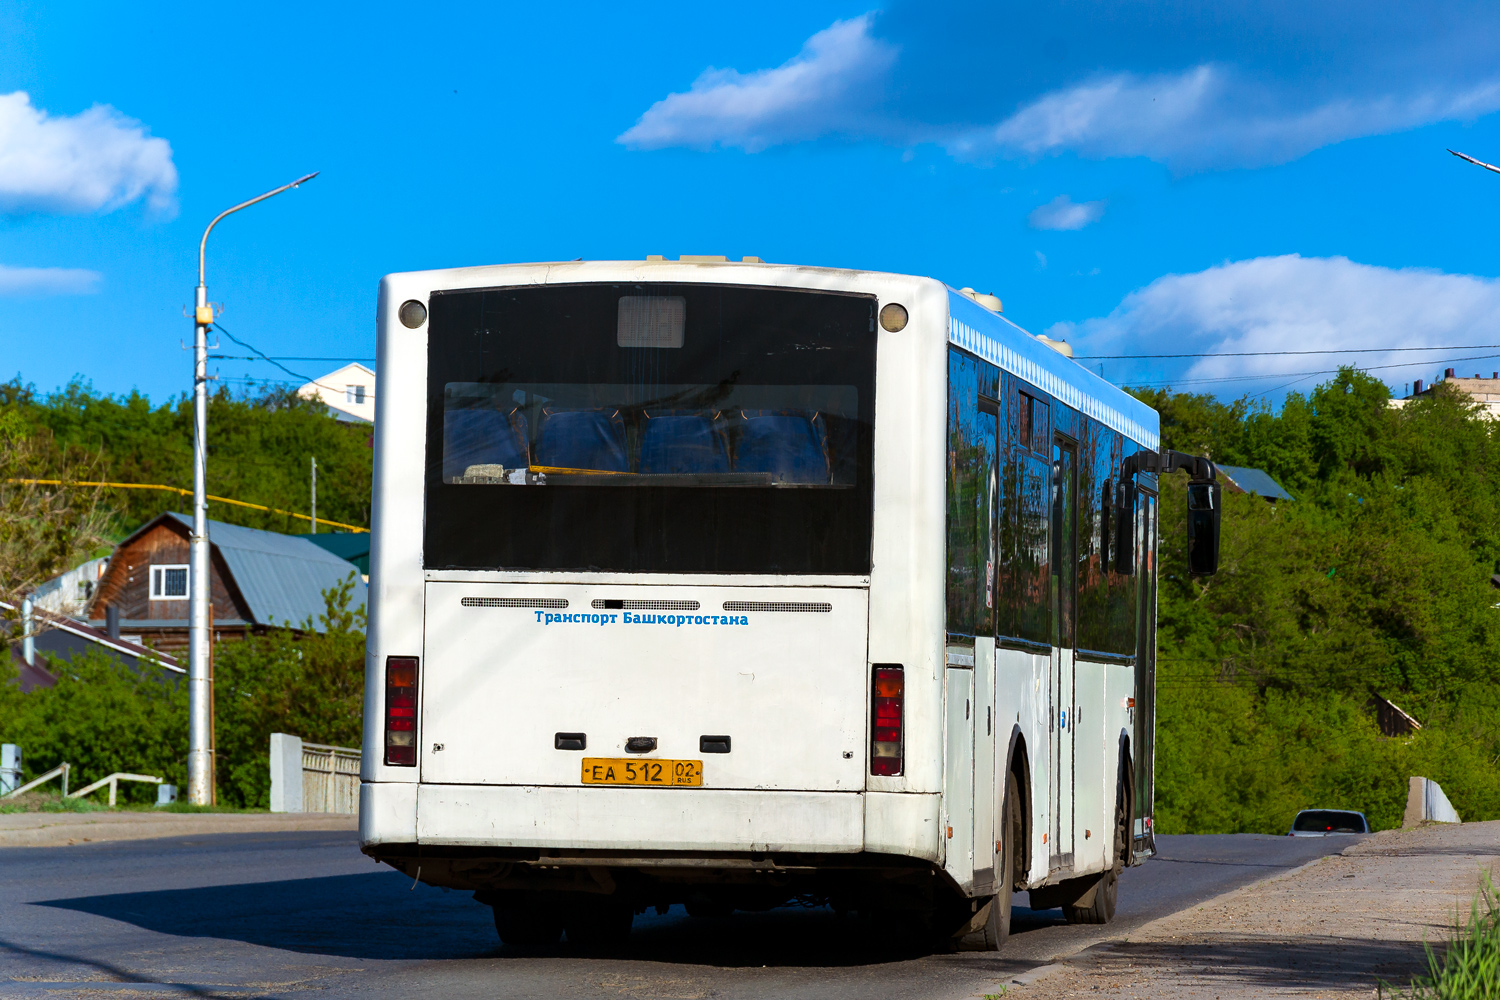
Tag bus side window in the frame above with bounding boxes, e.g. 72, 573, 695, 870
1004, 380, 1051, 645
946, 350, 999, 636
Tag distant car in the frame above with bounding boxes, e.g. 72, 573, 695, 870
1287, 809, 1370, 836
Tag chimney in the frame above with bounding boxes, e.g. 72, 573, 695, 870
1445, 367, 1456, 379
1413, 379, 1424, 394
106, 605, 120, 640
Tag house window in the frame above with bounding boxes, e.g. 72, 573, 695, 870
346, 385, 366, 404
150, 564, 190, 600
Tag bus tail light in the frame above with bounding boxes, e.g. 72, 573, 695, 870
871, 664, 903, 776
384, 656, 419, 767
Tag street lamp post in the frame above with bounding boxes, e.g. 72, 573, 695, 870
187, 172, 318, 806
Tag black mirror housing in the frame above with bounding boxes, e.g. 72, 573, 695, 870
1187, 479, 1221, 576
1114, 479, 1135, 575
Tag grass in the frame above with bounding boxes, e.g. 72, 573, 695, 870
1383, 874, 1500, 998
119, 801, 264, 814
1, 791, 265, 815
0, 791, 108, 814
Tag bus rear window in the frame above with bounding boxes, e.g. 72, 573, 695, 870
423, 282, 876, 574
442, 383, 858, 487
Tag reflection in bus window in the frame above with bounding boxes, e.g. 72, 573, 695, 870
946, 350, 998, 636
1011, 453, 1051, 643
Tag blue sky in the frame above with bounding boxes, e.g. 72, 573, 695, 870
7, 0, 1500, 404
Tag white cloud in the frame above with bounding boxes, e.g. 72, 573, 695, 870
1055, 255, 1500, 387
621, 10, 1500, 170
0, 91, 177, 215
1028, 194, 1106, 231
961, 65, 1500, 170
618, 15, 897, 152
0, 264, 102, 296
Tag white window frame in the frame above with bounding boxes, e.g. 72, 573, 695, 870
150, 563, 190, 601
347, 384, 366, 404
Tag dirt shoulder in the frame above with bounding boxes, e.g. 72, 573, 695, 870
0, 810, 357, 848
1007, 820, 1500, 999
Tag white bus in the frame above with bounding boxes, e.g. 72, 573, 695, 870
358, 259, 1220, 950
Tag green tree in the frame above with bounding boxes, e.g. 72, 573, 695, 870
0, 378, 373, 536
1142, 371, 1500, 833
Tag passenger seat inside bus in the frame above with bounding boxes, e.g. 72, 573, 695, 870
639, 410, 730, 474
534, 407, 629, 473
732, 410, 831, 484
443, 405, 529, 479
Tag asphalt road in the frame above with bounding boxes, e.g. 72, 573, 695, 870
0, 830, 1356, 999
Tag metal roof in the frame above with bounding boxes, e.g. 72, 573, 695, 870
166, 513, 366, 630
1217, 465, 1294, 501
296, 532, 370, 572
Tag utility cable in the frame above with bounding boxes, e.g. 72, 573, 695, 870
1080, 343, 1500, 360
213, 323, 372, 399
1123, 350, 1500, 392
6, 479, 368, 533
210, 354, 375, 362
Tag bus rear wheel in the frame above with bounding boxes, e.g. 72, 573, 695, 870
564, 898, 634, 950
491, 898, 564, 948
1063, 783, 1125, 925
981, 778, 1022, 949
955, 777, 1021, 951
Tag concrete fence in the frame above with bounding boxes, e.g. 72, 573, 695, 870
1403, 776, 1461, 826
269, 733, 360, 814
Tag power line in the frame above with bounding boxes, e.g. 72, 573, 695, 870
219, 375, 376, 400
1079, 343, 1500, 360
212, 324, 373, 398
1122, 350, 1500, 391
210, 354, 374, 362
213, 322, 316, 385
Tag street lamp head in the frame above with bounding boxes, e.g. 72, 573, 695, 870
198, 170, 323, 286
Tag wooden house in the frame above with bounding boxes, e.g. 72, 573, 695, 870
87, 512, 366, 654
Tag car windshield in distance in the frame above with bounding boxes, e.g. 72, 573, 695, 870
423, 282, 877, 574
1292, 810, 1367, 833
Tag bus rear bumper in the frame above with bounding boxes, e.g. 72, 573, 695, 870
361, 781, 865, 853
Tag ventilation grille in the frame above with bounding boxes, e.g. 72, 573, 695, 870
722, 601, 832, 613
461, 597, 568, 609
591, 599, 701, 611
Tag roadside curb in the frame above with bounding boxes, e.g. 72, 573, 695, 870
0, 812, 358, 849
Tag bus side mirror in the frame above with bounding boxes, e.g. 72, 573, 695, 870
1114, 481, 1135, 575
1187, 480, 1220, 576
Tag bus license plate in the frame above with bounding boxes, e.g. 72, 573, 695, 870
581, 758, 702, 787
